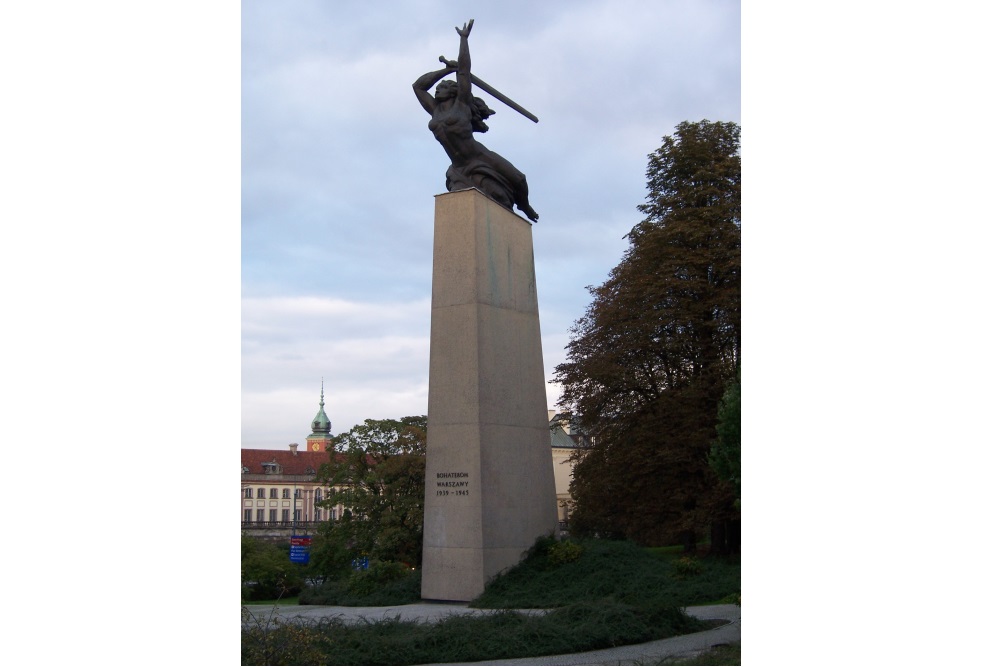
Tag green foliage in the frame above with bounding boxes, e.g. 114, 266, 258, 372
658, 642, 740, 665
672, 556, 704, 578
241, 536, 306, 601
303, 518, 354, 582
242, 598, 705, 666
299, 564, 421, 606
709, 369, 740, 506
473, 538, 738, 609
315, 416, 427, 567
554, 121, 741, 547
242, 605, 326, 665
547, 539, 585, 567
244, 537, 739, 665
718, 591, 741, 605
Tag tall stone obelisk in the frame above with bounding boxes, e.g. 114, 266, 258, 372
421, 188, 558, 602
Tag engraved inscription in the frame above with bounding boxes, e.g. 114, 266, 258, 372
435, 471, 471, 497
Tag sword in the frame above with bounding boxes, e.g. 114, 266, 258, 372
439, 56, 539, 123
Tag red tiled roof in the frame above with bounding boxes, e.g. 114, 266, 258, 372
241, 448, 332, 475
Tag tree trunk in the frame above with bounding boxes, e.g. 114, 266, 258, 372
709, 521, 730, 555
726, 518, 740, 553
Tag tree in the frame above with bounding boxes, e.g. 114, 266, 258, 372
554, 120, 740, 550
315, 416, 427, 567
709, 368, 740, 506
241, 535, 306, 600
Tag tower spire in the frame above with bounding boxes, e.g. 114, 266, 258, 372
307, 378, 333, 452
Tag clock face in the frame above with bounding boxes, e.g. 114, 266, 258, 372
311, 442, 321, 452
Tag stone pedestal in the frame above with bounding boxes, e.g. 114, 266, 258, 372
421, 188, 558, 602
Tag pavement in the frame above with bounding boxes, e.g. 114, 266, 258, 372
241, 602, 740, 665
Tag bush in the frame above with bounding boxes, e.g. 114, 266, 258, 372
547, 540, 585, 567
299, 563, 421, 606
242, 536, 306, 601
473, 538, 740, 609
242, 606, 326, 665
242, 600, 706, 665
672, 556, 704, 578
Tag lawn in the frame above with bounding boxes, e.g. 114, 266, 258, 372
242, 537, 740, 665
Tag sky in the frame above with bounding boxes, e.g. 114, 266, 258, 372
241, 0, 741, 449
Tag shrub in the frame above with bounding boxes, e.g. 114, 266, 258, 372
547, 540, 584, 567
242, 536, 306, 601
347, 560, 409, 597
672, 556, 704, 578
719, 591, 741, 605
242, 606, 325, 665
299, 564, 421, 606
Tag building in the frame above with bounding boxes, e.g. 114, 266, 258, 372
548, 410, 591, 526
240, 385, 344, 532
242, 388, 590, 532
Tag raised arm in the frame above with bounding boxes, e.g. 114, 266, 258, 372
455, 19, 474, 103
412, 63, 456, 115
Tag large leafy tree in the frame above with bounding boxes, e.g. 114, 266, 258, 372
555, 120, 740, 551
315, 416, 427, 567
710, 368, 741, 506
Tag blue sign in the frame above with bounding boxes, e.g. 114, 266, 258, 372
351, 556, 369, 571
290, 535, 311, 564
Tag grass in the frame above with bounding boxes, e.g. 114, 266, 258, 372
242, 537, 740, 665
243, 596, 299, 606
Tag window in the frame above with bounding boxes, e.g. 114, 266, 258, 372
281, 489, 290, 499
281, 509, 290, 523
294, 509, 301, 522
294, 489, 301, 498
244, 488, 252, 498
243, 509, 252, 522
314, 508, 321, 521
269, 509, 277, 523
269, 488, 278, 499
256, 509, 264, 522
315, 489, 323, 502
257, 488, 265, 499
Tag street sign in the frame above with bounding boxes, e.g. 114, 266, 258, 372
290, 535, 312, 564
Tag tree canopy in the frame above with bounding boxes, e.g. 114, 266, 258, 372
554, 120, 740, 550
314, 416, 427, 568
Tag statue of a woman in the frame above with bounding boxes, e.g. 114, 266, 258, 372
412, 20, 539, 221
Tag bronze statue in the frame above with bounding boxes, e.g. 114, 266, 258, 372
413, 20, 539, 222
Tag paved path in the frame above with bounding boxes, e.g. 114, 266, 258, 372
242, 602, 740, 665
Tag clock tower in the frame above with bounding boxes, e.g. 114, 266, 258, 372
305, 380, 334, 453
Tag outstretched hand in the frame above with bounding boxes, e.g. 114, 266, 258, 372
455, 19, 474, 38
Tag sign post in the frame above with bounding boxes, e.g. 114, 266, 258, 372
290, 535, 312, 564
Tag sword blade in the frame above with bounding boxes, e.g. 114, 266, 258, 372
437, 56, 539, 123
470, 73, 539, 123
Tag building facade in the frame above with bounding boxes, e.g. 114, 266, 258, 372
241, 390, 589, 532
241, 386, 344, 531
548, 410, 591, 525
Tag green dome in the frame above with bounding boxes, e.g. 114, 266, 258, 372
310, 382, 332, 435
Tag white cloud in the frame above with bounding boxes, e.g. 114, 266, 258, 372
242, 0, 740, 449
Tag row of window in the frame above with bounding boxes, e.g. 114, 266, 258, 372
243, 488, 323, 500
242, 508, 338, 522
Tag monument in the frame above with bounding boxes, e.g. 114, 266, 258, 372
416, 20, 558, 602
